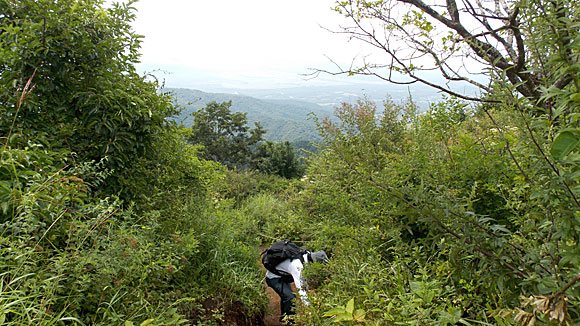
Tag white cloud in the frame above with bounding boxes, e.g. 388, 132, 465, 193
123, 0, 361, 76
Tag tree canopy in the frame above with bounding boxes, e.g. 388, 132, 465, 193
186, 100, 266, 169
254, 140, 304, 178
1, 0, 177, 196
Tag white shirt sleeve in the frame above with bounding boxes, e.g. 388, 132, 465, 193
289, 259, 309, 305
267, 255, 310, 306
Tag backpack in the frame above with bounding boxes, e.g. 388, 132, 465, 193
262, 241, 308, 282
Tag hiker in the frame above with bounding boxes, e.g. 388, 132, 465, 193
262, 241, 329, 324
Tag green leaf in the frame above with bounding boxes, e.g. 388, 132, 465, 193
354, 309, 366, 321
345, 298, 355, 315
333, 312, 354, 322
59, 317, 83, 323
551, 130, 580, 160
1, 201, 8, 215
570, 93, 580, 102
125, 322, 134, 326
324, 307, 346, 317
140, 319, 155, 326
409, 281, 422, 292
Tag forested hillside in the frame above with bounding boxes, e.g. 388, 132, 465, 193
166, 88, 332, 144
2, 0, 580, 325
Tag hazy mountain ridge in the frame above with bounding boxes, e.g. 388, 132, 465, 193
226, 84, 442, 109
166, 88, 333, 143
165, 84, 467, 144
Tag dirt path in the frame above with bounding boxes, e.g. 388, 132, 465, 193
263, 278, 282, 326
260, 246, 282, 326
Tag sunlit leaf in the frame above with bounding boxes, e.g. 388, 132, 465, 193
345, 298, 355, 315
333, 312, 353, 322
324, 307, 346, 317
354, 309, 366, 321
140, 319, 155, 326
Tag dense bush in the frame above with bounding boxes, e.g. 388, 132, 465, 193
284, 93, 580, 325
0, 135, 267, 325
214, 169, 296, 206
0, 0, 177, 198
1, 146, 193, 324
0, 1, 267, 325
253, 140, 305, 179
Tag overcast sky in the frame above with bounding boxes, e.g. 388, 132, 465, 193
113, 0, 378, 89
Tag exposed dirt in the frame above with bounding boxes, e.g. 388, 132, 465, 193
184, 297, 264, 326
260, 245, 282, 326
263, 278, 282, 326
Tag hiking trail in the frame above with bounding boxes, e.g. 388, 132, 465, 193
260, 245, 282, 326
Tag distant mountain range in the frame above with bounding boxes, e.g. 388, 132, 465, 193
165, 88, 334, 144
217, 84, 446, 109
165, 83, 473, 145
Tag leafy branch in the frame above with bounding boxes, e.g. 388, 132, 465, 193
334, 148, 528, 278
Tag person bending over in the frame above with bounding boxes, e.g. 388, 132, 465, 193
263, 241, 328, 324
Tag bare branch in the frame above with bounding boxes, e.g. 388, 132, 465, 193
551, 273, 580, 300
470, 0, 518, 62
319, 2, 500, 102
400, 0, 512, 69
447, 0, 461, 22
318, 0, 555, 104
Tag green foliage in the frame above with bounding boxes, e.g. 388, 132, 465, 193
284, 91, 580, 324
0, 1, 268, 325
0, 0, 177, 197
119, 128, 221, 231
5, 0, 580, 325
0, 145, 196, 325
552, 129, 580, 160
323, 298, 366, 323
175, 203, 268, 325
186, 101, 265, 169
214, 169, 295, 206
285, 1, 580, 323
0, 129, 259, 326
241, 193, 306, 243
253, 140, 305, 178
